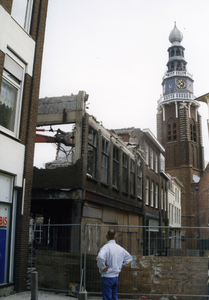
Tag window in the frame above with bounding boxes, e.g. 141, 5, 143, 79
112, 145, 119, 188
160, 154, 165, 172
169, 204, 171, 224
146, 177, 149, 205
151, 181, 154, 207
164, 189, 167, 211
150, 148, 154, 170
167, 124, 171, 142
155, 184, 159, 209
130, 160, 135, 196
137, 166, 142, 199
155, 153, 158, 173
190, 120, 196, 142
175, 188, 181, 205
167, 119, 177, 142
170, 205, 173, 225
173, 123, 177, 141
122, 153, 128, 193
161, 187, 164, 210
11, 0, 34, 32
0, 54, 24, 137
145, 142, 149, 165
87, 126, 97, 179
101, 138, 109, 184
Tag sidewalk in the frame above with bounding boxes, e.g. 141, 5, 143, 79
1, 290, 86, 299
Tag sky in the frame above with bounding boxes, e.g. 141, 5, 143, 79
34, 0, 209, 168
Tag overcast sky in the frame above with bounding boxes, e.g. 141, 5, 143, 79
34, 0, 209, 168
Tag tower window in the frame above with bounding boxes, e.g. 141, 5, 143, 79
173, 123, 177, 141
171, 49, 174, 57
167, 124, 171, 142
167, 120, 177, 142
171, 62, 174, 71
190, 122, 196, 142
177, 62, 182, 71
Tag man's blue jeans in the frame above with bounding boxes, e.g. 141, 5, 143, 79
101, 277, 119, 300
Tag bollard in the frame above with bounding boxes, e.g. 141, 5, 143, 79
78, 291, 87, 300
31, 271, 38, 300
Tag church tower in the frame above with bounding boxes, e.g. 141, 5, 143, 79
157, 23, 205, 227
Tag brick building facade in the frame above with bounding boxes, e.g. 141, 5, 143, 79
114, 127, 169, 255
0, 0, 48, 294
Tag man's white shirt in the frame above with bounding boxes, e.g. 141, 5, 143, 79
96, 240, 132, 277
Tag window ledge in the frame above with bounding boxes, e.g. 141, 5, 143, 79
112, 186, 119, 192
86, 173, 97, 182
101, 181, 109, 187
122, 191, 128, 196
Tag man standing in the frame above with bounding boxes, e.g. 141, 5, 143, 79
96, 229, 132, 300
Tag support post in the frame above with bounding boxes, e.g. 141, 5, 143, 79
78, 291, 87, 300
31, 271, 38, 300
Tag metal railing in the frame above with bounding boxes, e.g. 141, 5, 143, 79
29, 224, 209, 299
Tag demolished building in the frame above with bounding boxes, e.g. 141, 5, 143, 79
32, 91, 145, 254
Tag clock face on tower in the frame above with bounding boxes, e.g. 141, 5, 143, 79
176, 78, 186, 89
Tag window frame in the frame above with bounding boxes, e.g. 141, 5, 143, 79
145, 142, 149, 165
155, 153, 158, 173
150, 148, 154, 170
164, 189, 167, 211
112, 145, 119, 189
155, 183, 159, 209
87, 126, 98, 179
0, 54, 25, 138
167, 120, 177, 142
122, 153, 128, 193
190, 120, 196, 142
161, 187, 164, 210
130, 159, 135, 196
151, 180, 154, 207
146, 177, 149, 205
101, 137, 110, 184
137, 165, 142, 199
11, 0, 34, 32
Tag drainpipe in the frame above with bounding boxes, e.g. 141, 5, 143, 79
196, 185, 200, 250
143, 205, 146, 256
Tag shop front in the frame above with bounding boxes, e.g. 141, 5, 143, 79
0, 173, 17, 285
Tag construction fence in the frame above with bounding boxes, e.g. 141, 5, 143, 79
29, 223, 209, 299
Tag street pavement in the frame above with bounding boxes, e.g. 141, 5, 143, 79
1, 290, 94, 300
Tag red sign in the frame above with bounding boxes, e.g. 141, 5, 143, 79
0, 216, 7, 226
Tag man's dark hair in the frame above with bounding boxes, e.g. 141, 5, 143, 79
107, 229, 116, 240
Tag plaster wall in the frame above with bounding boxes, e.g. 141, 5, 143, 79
0, 133, 25, 187
0, 5, 35, 76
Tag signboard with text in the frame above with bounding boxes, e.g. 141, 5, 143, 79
0, 203, 9, 284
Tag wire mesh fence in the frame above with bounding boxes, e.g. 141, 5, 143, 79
84, 224, 209, 300
29, 223, 209, 299
29, 223, 82, 296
